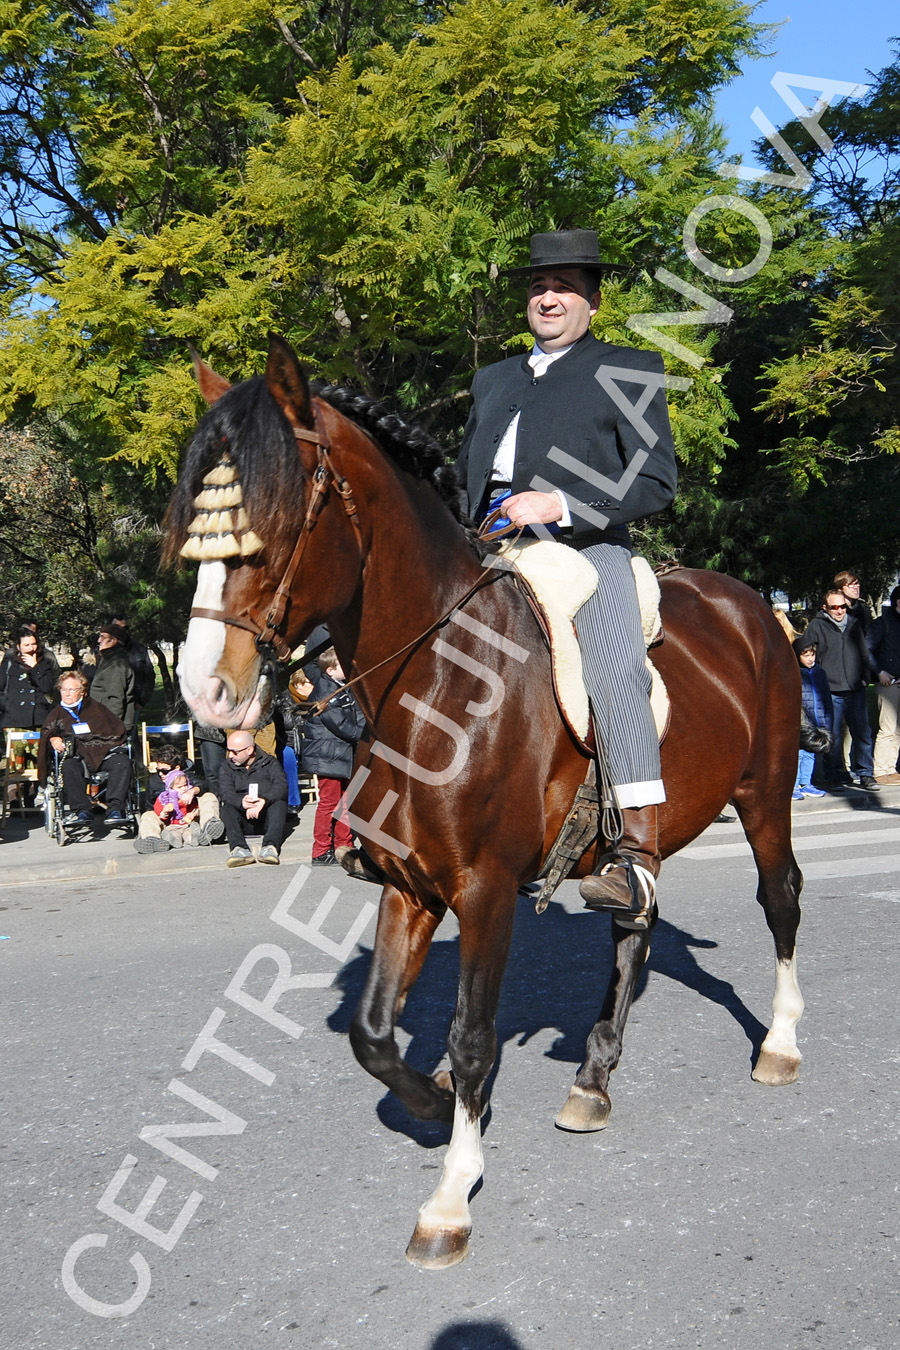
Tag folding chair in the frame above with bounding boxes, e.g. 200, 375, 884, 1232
1, 729, 42, 828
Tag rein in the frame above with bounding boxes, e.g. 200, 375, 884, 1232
306, 490, 520, 716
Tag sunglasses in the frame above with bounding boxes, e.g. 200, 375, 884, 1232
826, 602, 848, 611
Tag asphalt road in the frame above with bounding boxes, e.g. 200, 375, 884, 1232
3, 791, 899, 1350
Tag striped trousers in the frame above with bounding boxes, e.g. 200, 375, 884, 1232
575, 543, 665, 809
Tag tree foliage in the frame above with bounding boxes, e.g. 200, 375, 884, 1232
0, 0, 896, 627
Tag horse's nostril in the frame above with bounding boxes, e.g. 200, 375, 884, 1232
213, 679, 228, 707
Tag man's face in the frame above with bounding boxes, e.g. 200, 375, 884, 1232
842, 578, 860, 598
526, 268, 600, 352
97, 632, 118, 653
226, 738, 255, 766
824, 593, 848, 618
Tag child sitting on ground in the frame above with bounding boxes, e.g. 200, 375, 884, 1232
793, 637, 833, 799
154, 769, 201, 846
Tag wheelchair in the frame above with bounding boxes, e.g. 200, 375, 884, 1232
44, 741, 140, 846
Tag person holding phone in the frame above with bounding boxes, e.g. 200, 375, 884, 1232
217, 730, 288, 866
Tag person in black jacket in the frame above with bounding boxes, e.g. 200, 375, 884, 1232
0, 627, 56, 728
866, 584, 900, 783
107, 615, 156, 708
802, 588, 877, 791
88, 627, 136, 730
301, 649, 365, 865
218, 730, 288, 866
456, 229, 678, 926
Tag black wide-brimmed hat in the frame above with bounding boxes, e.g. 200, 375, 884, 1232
501, 229, 620, 280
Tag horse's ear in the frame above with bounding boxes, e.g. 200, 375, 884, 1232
264, 332, 314, 430
189, 344, 232, 406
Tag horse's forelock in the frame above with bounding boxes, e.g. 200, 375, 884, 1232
163, 375, 306, 567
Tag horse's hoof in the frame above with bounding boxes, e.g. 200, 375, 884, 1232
405, 1223, 470, 1269
554, 1085, 611, 1132
752, 1050, 801, 1085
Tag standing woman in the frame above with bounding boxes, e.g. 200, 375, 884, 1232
0, 627, 57, 729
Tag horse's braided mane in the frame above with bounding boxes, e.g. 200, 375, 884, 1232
163, 373, 495, 566
313, 382, 466, 521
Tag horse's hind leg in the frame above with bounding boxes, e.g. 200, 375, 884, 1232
732, 782, 805, 1085
349, 882, 453, 1121
556, 915, 655, 1131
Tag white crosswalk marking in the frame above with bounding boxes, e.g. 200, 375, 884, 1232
682, 826, 900, 860
672, 801, 900, 880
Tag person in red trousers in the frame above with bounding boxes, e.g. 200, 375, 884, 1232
301, 648, 365, 865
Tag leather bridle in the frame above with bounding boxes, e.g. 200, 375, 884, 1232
188, 408, 362, 663
187, 403, 512, 710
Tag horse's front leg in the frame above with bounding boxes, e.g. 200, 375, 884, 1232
406, 889, 516, 1269
349, 882, 453, 1121
556, 912, 656, 1131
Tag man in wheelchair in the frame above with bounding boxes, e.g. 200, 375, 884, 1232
38, 670, 133, 826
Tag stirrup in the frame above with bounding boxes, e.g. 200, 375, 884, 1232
581, 853, 656, 930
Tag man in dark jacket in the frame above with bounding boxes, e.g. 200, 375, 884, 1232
802, 588, 877, 790
38, 670, 132, 824
302, 649, 365, 865
456, 228, 678, 926
218, 730, 288, 866
89, 627, 136, 730
866, 584, 900, 783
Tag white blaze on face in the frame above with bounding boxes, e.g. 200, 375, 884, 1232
179, 561, 227, 702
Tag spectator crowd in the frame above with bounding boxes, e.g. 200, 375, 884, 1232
4, 576, 900, 872
1, 617, 365, 869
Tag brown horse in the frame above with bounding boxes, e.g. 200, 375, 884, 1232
165, 336, 804, 1269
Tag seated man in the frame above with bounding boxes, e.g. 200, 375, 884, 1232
218, 730, 288, 867
134, 741, 224, 853
38, 671, 132, 825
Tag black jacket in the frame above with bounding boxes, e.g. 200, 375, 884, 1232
867, 608, 900, 680
89, 649, 136, 729
301, 674, 365, 780
456, 331, 677, 548
217, 747, 287, 810
0, 653, 56, 728
802, 612, 870, 693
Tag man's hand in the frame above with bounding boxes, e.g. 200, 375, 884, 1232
50, 736, 66, 753
879, 671, 895, 687
179, 786, 199, 803
245, 799, 265, 821
502, 490, 563, 527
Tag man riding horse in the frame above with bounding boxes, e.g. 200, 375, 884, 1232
456, 229, 678, 925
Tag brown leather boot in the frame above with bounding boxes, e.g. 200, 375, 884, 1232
579, 805, 660, 929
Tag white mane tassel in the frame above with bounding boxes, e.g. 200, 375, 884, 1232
179, 454, 265, 561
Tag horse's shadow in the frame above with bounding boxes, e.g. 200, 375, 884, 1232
327, 892, 768, 1145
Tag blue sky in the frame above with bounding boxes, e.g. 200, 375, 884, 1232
715, 1, 897, 162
